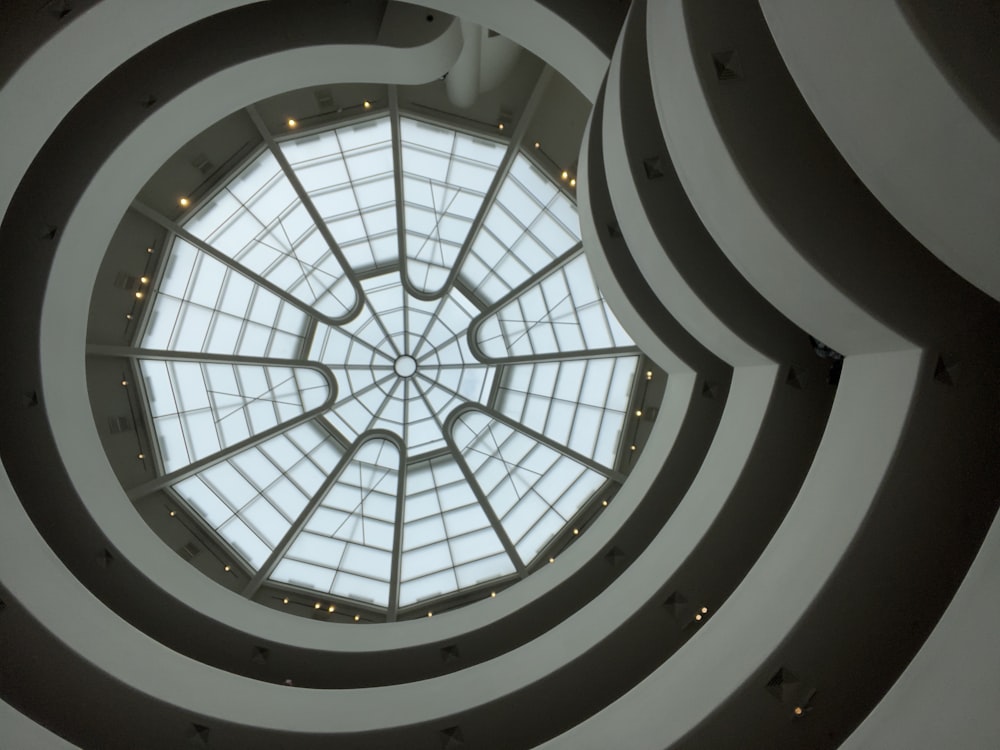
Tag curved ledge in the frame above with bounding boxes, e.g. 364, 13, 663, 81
579, 80, 727, 378
842, 508, 1000, 749
648, 1, 918, 356
2, 1, 725, 693
539, 349, 925, 748
761, 0, 1000, 303
604, 1, 808, 368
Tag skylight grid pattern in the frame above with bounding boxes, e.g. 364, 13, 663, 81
476, 252, 633, 358
453, 410, 607, 562
171, 421, 344, 569
270, 439, 399, 606
496, 357, 637, 467
400, 117, 505, 294
140, 360, 330, 473
143, 239, 308, 358
136, 111, 645, 613
398, 456, 514, 607
322, 371, 397, 443
309, 322, 394, 368
281, 119, 397, 273
181, 151, 356, 318
459, 154, 581, 303
313, 274, 494, 457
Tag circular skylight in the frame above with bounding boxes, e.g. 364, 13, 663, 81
134, 112, 641, 615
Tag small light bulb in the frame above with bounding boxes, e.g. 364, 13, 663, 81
137, 453, 145, 460
701, 606, 708, 614
427, 611, 433, 617
140, 276, 149, 284
282, 597, 289, 605
328, 604, 335, 613
572, 528, 579, 535
602, 500, 608, 507
224, 565, 231, 572
135, 291, 143, 299
314, 602, 322, 610
534, 141, 540, 149
354, 614, 360, 622
363, 100, 372, 110
549, 557, 555, 564
179, 197, 190, 207
169, 510, 176, 517
287, 118, 298, 128
560, 170, 569, 181
794, 707, 803, 716
490, 592, 496, 598
125, 313, 132, 320
695, 613, 702, 621
569, 178, 576, 187
630, 444, 637, 451
146, 247, 154, 254
635, 409, 643, 417
497, 122, 504, 131
646, 370, 653, 380
121, 379, 128, 386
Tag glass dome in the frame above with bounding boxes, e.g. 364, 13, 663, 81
133, 111, 641, 616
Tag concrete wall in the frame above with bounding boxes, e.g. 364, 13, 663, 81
0, 1, 997, 747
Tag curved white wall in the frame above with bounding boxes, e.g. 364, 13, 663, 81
760, 0, 1000, 304
646, 1, 911, 356
1, 1, 997, 748
0, 700, 78, 750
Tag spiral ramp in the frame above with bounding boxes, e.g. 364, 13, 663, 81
1, 2, 998, 748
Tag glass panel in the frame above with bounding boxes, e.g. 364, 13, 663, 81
141, 360, 331, 473
398, 454, 514, 607
171, 421, 343, 569
270, 438, 399, 607
475, 252, 633, 358
400, 118, 505, 294
494, 357, 637, 466
311, 272, 495, 457
459, 154, 581, 303
142, 239, 309, 357
138, 113, 642, 612
452, 409, 607, 563
281, 118, 396, 274
183, 150, 356, 318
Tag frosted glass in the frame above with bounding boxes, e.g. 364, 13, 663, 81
138, 114, 641, 610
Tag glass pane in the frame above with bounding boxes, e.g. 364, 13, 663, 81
271, 439, 400, 607
451, 409, 608, 564
400, 118, 505, 294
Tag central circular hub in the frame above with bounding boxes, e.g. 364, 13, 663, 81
393, 354, 417, 378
